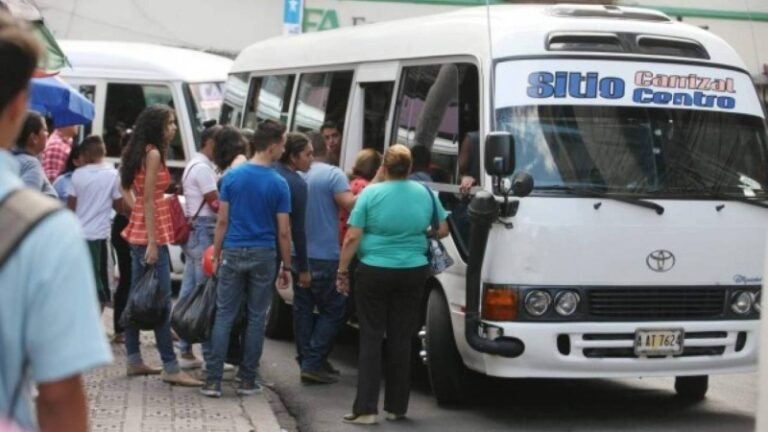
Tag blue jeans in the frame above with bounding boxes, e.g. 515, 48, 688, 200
179, 216, 216, 355
207, 247, 276, 383
293, 258, 347, 372
124, 244, 180, 374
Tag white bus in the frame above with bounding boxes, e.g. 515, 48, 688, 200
224, 4, 768, 403
59, 40, 233, 279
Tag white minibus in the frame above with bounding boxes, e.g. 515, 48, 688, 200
225, 4, 768, 403
58, 40, 233, 278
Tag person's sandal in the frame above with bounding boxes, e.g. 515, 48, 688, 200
126, 363, 161, 376
343, 413, 378, 425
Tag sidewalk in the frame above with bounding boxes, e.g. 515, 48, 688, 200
84, 310, 283, 432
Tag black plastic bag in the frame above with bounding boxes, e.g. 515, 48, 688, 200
120, 265, 166, 330
171, 276, 217, 343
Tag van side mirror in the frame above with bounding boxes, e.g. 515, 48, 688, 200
484, 132, 515, 177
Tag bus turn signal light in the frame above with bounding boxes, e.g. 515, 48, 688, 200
482, 285, 519, 321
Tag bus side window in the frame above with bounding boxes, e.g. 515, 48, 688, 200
392, 63, 479, 259
220, 73, 249, 127
360, 82, 394, 154
103, 83, 180, 161
293, 71, 354, 133
243, 74, 296, 129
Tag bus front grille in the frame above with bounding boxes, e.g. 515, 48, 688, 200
587, 287, 726, 320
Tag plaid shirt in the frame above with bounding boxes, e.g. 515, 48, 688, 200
41, 130, 73, 183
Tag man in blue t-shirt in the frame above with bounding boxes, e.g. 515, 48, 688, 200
295, 135, 355, 384
202, 120, 293, 398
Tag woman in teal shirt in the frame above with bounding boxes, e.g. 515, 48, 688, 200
337, 144, 448, 425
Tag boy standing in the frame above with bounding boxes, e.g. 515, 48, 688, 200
67, 135, 123, 309
202, 120, 293, 398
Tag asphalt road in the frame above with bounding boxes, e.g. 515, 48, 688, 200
260, 328, 756, 432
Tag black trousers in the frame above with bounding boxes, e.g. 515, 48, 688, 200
353, 263, 428, 415
111, 214, 132, 334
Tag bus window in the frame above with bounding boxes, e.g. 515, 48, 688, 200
293, 71, 353, 133
220, 72, 249, 127
243, 74, 295, 129
360, 81, 394, 154
103, 83, 182, 161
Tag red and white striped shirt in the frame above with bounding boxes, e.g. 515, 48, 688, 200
121, 147, 174, 246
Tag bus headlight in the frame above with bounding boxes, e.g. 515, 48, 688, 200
524, 290, 552, 317
554, 291, 580, 316
754, 291, 761, 313
731, 291, 754, 315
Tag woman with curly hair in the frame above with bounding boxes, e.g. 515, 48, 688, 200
120, 104, 201, 386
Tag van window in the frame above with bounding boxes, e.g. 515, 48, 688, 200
361, 82, 394, 154
243, 74, 295, 130
293, 71, 353, 133
77, 84, 96, 137
185, 82, 225, 149
103, 83, 183, 161
392, 63, 479, 259
220, 73, 249, 127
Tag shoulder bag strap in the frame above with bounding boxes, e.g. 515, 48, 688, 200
183, 162, 209, 222
0, 188, 62, 269
422, 184, 439, 232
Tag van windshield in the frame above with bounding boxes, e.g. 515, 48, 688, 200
185, 82, 225, 147
495, 105, 768, 198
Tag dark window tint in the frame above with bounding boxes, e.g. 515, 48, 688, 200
103, 83, 182, 161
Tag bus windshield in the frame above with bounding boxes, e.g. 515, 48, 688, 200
494, 58, 768, 198
496, 105, 768, 198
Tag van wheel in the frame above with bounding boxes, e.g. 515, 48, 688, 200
265, 289, 292, 339
425, 288, 466, 405
675, 375, 708, 401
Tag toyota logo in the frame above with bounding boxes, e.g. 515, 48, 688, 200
646, 250, 675, 272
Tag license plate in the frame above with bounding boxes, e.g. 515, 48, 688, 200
634, 329, 684, 356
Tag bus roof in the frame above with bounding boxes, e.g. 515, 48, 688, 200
231, 4, 746, 74
59, 40, 233, 83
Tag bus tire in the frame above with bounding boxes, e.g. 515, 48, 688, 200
265, 289, 292, 339
425, 288, 466, 405
675, 375, 708, 401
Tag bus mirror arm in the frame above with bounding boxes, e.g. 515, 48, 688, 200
465, 191, 525, 358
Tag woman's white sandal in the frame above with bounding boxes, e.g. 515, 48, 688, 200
343, 413, 378, 425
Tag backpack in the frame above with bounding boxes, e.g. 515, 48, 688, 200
0, 188, 61, 431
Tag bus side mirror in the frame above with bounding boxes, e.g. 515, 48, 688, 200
484, 132, 515, 177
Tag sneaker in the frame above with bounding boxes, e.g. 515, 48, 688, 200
342, 413, 377, 425
199, 381, 222, 398
126, 363, 162, 376
301, 369, 338, 384
322, 360, 340, 376
385, 411, 406, 421
235, 380, 262, 396
179, 355, 203, 370
161, 370, 203, 387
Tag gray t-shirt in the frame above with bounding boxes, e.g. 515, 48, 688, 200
12, 150, 57, 198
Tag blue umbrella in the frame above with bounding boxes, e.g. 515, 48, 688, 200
29, 76, 95, 128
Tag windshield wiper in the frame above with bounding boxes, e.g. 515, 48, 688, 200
708, 194, 768, 210
536, 186, 665, 215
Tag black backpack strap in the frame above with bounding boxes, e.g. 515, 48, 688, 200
0, 188, 63, 269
